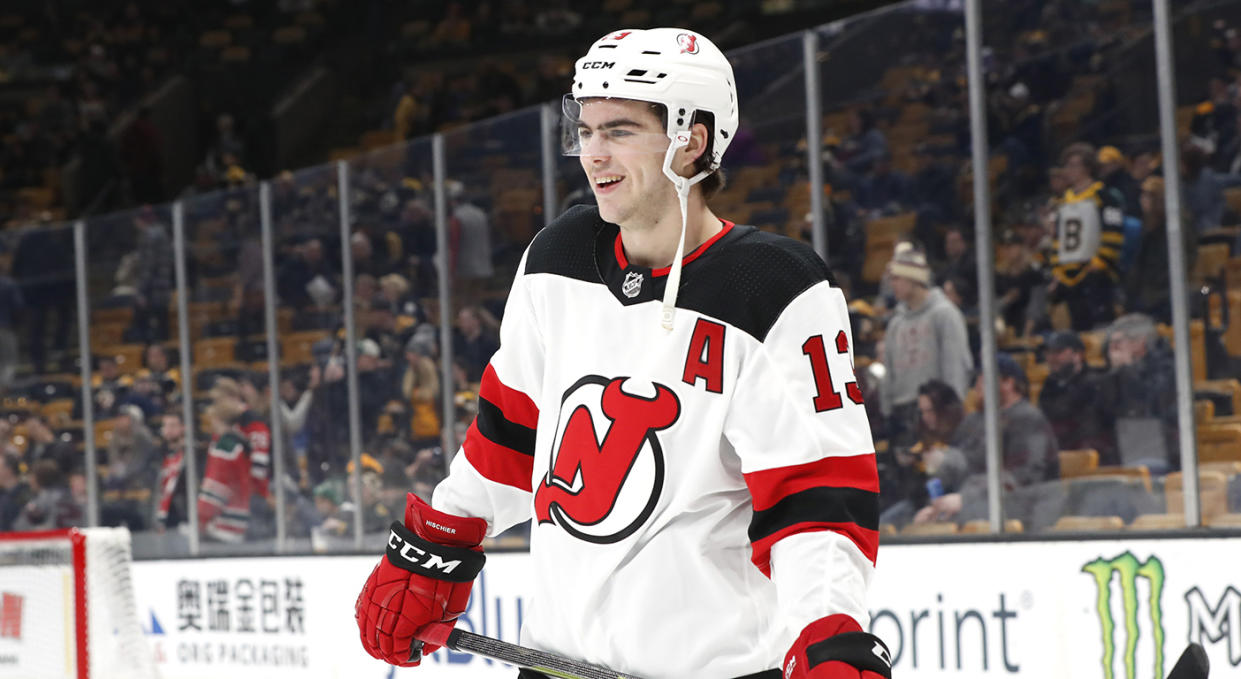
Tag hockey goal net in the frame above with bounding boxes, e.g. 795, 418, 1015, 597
0, 527, 159, 679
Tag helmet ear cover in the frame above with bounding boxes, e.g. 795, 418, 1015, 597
644, 103, 722, 197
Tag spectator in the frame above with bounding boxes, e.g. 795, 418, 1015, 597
102, 404, 158, 529
402, 327, 441, 447
203, 113, 245, 181
914, 354, 1060, 523
1097, 146, 1140, 217
197, 381, 261, 542
237, 373, 275, 501
1098, 313, 1179, 473
13, 459, 82, 531
0, 255, 23, 389
134, 343, 180, 403
351, 231, 392, 279
1124, 176, 1192, 324
356, 339, 397, 432
24, 415, 76, 476
278, 366, 318, 488
448, 180, 494, 303
879, 379, 970, 527
1130, 149, 1161, 184
994, 229, 1045, 337
855, 152, 912, 215
1048, 143, 1126, 330
379, 273, 419, 322
0, 454, 31, 531
131, 207, 173, 342
1037, 331, 1115, 464
405, 446, 447, 490
310, 478, 350, 547
838, 107, 888, 177
452, 306, 499, 383
880, 244, 972, 447
120, 106, 164, 203
1182, 143, 1241, 237
86, 355, 132, 419
233, 231, 266, 339
277, 237, 336, 309
354, 273, 378, 311
393, 76, 419, 142
13, 225, 73, 373
935, 226, 977, 309
153, 411, 187, 531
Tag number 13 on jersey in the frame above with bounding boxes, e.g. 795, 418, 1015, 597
803, 331, 863, 412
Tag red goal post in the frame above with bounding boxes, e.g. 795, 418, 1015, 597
0, 527, 159, 679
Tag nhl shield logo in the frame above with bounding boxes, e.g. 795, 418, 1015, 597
622, 271, 643, 298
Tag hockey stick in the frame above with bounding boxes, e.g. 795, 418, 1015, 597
414, 624, 645, 679
1166, 643, 1209, 679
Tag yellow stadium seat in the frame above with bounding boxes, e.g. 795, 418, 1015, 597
1197, 424, 1241, 464
1059, 449, 1099, 479
960, 519, 1024, 534
1052, 515, 1124, 532
900, 521, 959, 536
1165, 471, 1228, 521
1128, 513, 1185, 531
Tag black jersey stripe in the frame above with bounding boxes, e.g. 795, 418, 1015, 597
475, 395, 537, 457
747, 485, 879, 544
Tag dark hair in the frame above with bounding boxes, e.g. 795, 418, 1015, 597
1, 454, 19, 477
649, 104, 726, 199
1059, 142, 1098, 178
916, 379, 965, 443
32, 459, 62, 489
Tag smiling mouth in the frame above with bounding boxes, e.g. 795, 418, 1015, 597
594, 175, 624, 193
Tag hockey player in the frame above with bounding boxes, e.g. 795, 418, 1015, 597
356, 29, 888, 679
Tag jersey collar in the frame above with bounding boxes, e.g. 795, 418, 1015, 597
612, 220, 736, 277
595, 218, 738, 307
1063, 180, 1103, 203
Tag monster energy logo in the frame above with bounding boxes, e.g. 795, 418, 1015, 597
1083, 552, 1166, 679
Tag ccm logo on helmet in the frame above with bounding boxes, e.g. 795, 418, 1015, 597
387, 529, 463, 574
581, 61, 615, 69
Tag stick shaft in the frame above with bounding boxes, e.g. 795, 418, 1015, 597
446, 628, 643, 679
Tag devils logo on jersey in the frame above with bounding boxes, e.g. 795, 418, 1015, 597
534, 376, 680, 543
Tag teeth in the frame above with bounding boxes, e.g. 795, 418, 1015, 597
596, 176, 623, 185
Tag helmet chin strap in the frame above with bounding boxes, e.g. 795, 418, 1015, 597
659, 131, 710, 333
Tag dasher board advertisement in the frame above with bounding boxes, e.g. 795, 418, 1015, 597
130, 536, 1241, 678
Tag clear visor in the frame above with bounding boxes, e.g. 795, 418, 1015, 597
561, 94, 672, 157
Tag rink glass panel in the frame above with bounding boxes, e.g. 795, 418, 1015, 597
344, 136, 439, 550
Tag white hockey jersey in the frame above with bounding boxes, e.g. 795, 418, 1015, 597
434, 206, 879, 679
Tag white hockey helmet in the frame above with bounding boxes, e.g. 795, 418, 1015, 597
566, 28, 739, 333
563, 28, 739, 173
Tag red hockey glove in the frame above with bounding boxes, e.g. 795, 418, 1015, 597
783, 614, 892, 679
355, 493, 487, 666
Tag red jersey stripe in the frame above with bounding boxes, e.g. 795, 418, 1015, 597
462, 419, 535, 492
744, 454, 879, 512
479, 364, 540, 430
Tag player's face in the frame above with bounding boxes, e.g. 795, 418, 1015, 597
576, 98, 674, 227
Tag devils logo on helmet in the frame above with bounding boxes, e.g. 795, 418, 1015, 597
677, 32, 699, 54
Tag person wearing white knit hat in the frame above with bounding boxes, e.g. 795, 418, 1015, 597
881, 243, 972, 450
